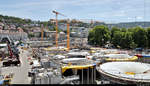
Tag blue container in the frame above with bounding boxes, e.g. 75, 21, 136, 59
142, 55, 150, 58
21, 44, 24, 46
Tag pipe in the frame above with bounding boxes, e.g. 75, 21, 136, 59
91, 68, 93, 84
87, 68, 89, 84
82, 69, 83, 84
94, 66, 96, 83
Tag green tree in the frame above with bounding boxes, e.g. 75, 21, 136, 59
88, 30, 95, 45
132, 26, 147, 48
110, 27, 120, 43
88, 25, 110, 46
128, 28, 135, 32
121, 28, 127, 32
130, 41, 137, 49
112, 31, 123, 48
121, 32, 133, 48
112, 31, 133, 49
147, 27, 150, 48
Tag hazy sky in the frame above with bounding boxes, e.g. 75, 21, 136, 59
0, 0, 150, 23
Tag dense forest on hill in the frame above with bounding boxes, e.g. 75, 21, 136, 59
0, 15, 33, 24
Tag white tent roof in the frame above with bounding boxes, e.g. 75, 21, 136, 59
68, 52, 89, 56
62, 58, 87, 64
100, 62, 150, 80
103, 54, 132, 59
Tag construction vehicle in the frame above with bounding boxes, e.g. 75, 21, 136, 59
0, 73, 13, 85
2, 37, 21, 67
3, 73, 14, 85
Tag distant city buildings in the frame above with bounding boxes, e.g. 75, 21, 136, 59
0, 22, 28, 42
0, 31, 28, 41
70, 27, 90, 38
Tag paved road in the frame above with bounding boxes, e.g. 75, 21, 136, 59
1, 47, 31, 84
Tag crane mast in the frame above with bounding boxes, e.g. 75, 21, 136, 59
52, 10, 67, 48
67, 19, 70, 50
41, 24, 44, 42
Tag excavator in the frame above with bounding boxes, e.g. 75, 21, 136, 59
2, 37, 21, 67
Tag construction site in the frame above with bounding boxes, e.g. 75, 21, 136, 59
0, 9, 150, 85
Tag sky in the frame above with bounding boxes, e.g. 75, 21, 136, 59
0, 0, 150, 23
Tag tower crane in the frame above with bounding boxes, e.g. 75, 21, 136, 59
67, 19, 70, 50
41, 24, 44, 42
52, 10, 66, 47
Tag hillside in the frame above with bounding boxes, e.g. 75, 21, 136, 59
0, 14, 150, 29
0, 14, 33, 25
106, 22, 150, 29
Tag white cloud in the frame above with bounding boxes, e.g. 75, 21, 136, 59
0, 0, 149, 22
0, 0, 115, 9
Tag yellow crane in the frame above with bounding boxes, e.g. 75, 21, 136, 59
52, 10, 66, 47
41, 24, 44, 42
67, 19, 70, 50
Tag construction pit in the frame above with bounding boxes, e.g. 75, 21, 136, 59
1, 40, 149, 85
